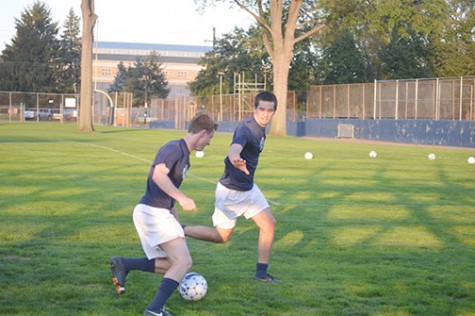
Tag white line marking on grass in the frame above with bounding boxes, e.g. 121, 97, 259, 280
87, 143, 150, 163
268, 199, 281, 205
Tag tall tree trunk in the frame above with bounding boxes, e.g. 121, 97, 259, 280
269, 45, 293, 136
79, 0, 97, 132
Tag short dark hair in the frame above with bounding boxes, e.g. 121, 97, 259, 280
254, 91, 278, 110
188, 111, 218, 134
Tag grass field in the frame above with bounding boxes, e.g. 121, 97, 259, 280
1, 122, 474, 316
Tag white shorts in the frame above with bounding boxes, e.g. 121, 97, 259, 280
212, 182, 270, 230
133, 204, 184, 260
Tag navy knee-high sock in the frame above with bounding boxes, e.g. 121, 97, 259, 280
148, 278, 179, 312
122, 257, 155, 273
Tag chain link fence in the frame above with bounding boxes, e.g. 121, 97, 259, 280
307, 77, 475, 121
3, 76, 473, 127
0, 90, 299, 127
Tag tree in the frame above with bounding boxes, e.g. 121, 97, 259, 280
287, 38, 319, 106
57, 8, 82, 93
431, 0, 475, 77
108, 62, 128, 93
197, 0, 325, 136
109, 52, 169, 106
318, 29, 367, 84
379, 28, 432, 79
0, 1, 59, 93
79, 0, 97, 133
189, 26, 268, 96
319, 0, 450, 80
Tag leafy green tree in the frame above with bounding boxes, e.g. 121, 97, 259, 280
379, 28, 432, 79
56, 8, 82, 93
320, 0, 450, 80
0, 1, 60, 92
287, 38, 319, 106
318, 29, 367, 84
431, 0, 475, 77
189, 26, 268, 96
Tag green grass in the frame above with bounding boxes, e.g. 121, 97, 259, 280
1, 122, 474, 316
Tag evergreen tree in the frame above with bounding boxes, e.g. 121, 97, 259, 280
57, 8, 82, 93
109, 52, 169, 106
108, 62, 128, 93
0, 1, 60, 92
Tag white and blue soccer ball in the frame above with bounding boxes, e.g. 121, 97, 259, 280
179, 272, 208, 301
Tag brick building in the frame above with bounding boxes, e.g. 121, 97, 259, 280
92, 41, 212, 97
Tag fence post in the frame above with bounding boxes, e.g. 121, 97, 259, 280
9, 92, 12, 122
347, 85, 350, 119
435, 77, 440, 120
459, 77, 463, 121
395, 80, 399, 119
415, 79, 418, 119
373, 79, 377, 119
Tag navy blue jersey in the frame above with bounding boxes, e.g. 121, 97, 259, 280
139, 139, 190, 209
219, 116, 265, 191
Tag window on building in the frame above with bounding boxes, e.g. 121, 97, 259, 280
101, 68, 112, 76
178, 71, 187, 78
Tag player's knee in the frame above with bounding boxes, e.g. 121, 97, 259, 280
216, 229, 232, 243
217, 234, 230, 243
182, 255, 193, 270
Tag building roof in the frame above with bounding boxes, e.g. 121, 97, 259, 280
95, 41, 213, 53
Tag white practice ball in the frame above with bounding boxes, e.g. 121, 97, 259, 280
369, 151, 377, 158
195, 151, 205, 158
179, 272, 208, 301
468, 156, 475, 164
304, 152, 313, 160
428, 153, 436, 160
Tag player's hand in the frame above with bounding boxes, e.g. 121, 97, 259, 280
233, 158, 250, 175
178, 196, 197, 211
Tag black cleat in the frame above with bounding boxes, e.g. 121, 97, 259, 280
254, 273, 282, 283
110, 256, 128, 294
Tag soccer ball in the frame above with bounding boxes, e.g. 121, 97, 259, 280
468, 156, 475, 164
195, 151, 205, 158
428, 153, 436, 160
369, 150, 377, 158
304, 152, 313, 160
179, 272, 208, 301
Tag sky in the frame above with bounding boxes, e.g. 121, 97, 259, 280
0, 0, 254, 51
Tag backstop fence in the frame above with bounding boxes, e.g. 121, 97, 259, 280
306, 77, 475, 121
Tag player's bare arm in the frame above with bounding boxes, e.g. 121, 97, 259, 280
228, 143, 250, 175
152, 163, 197, 211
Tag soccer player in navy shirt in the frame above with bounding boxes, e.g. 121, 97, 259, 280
110, 111, 218, 316
185, 91, 280, 283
